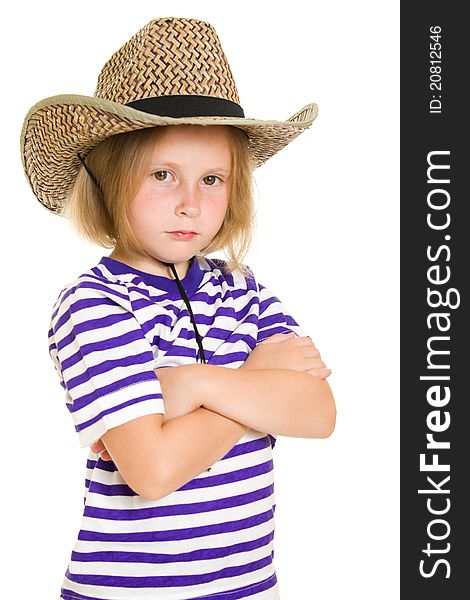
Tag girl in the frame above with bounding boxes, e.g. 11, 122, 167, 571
21, 17, 335, 600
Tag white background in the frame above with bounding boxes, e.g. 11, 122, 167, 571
2, 1, 399, 598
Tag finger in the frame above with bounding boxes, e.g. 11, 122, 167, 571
294, 336, 317, 348
306, 367, 332, 379
91, 441, 103, 453
95, 446, 112, 461
302, 348, 321, 358
306, 358, 326, 370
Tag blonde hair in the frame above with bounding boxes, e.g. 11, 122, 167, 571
63, 125, 255, 274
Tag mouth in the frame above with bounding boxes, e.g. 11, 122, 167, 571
167, 230, 199, 239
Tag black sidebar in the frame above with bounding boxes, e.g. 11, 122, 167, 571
401, 3, 467, 599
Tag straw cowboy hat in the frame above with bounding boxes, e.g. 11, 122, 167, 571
20, 16, 318, 214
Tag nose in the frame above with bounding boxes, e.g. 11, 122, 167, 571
174, 182, 201, 218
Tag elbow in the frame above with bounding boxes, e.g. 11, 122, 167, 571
317, 403, 336, 438
128, 482, 169, 501
126, 474, 165, 502
139, 488, 165, 502
140, 464, 174, 502
134, 479, 167, 502
312, 384, 337, 439
121, 462, 169, 502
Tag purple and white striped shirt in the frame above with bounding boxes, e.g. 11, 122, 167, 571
48, 255, 306, 600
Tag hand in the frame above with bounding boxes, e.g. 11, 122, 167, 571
242, 332, 332, 379
91, 438, 112, 461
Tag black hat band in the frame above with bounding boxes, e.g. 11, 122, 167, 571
125, 95, 245, 119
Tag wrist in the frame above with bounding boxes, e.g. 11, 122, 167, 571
183, 364, 216, 410
196, 364, 218, 408
155, 364, 206, 412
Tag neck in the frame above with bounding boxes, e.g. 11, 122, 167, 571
108, 251, 191, 279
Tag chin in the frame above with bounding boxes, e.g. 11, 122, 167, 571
153, 249, 198, 265
143, 239, 207, 266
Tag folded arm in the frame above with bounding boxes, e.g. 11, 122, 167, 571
197, 366, 334, 438
100, 405, 248, 501
98, 334, 335, 501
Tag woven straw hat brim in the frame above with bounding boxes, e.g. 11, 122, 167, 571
21, 94, 318, 215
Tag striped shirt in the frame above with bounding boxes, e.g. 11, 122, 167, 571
48, 255, 305, 600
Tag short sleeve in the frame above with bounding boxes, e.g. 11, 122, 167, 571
257, 282, 309, 343
48, 280, 165, 448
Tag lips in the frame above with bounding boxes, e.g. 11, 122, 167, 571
167, 230, 198, 240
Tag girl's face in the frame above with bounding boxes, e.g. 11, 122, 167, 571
113, 125, 232, 277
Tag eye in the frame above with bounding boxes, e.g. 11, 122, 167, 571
202, 175, 222, 186
153, 170, 173, 182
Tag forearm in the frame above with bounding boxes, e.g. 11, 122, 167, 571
157, 364, 335, 439
157, 408, 248, 499
100, 404, 247, 501
200, 366, 335, 438
104, 356, 332, 500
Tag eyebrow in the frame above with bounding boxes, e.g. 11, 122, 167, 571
150, 162, 231, 174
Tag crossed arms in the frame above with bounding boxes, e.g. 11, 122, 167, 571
92, 332, 336, 501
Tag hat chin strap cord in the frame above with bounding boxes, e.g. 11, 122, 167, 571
163, 262, 206, 365
77, 153, 103, 193
162, 261, 210, 473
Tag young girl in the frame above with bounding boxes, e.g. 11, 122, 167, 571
21, 17, 335, 600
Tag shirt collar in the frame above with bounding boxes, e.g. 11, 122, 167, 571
99, 254, 206, 299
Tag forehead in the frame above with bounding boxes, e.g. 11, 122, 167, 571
149, 125, 232, 166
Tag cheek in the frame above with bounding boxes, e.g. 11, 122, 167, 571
128, 204, 147, 237
209, 192, 229, 225
129, 193, 166, 231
